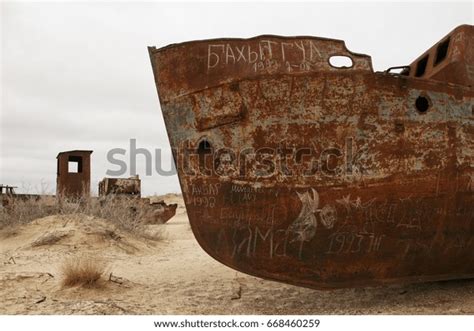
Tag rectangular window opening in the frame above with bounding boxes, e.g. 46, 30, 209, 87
68, 156, 83, 173
415, 55, 429, 77
434, 37, 450, 66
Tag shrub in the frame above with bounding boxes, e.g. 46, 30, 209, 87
61, 256, 106, 288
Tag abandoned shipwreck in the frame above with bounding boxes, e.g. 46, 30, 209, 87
148, 25, 474, 289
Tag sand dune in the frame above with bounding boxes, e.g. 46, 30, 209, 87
1, 195, 473, 314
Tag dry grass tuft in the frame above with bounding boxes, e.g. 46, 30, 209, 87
61, 256, 106, 288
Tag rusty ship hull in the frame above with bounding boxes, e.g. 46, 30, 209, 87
149, 25, 474, 289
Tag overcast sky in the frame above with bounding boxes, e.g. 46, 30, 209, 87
1, 1, 472, 196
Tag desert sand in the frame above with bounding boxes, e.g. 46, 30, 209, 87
1, 194, 473, 315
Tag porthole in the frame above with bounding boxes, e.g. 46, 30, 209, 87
197, 139, 212, 154
415, 95, 430, 113
197, 138, 213, 174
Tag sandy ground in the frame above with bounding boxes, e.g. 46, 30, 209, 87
1, 194, 473, 315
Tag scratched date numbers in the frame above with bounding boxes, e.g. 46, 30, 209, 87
267, 319, 320, 328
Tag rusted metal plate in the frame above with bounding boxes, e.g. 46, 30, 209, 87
99, 176, 141, 198
149, 25, 474, 289
405, 25, 474, 87
146, 199, 178, 224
